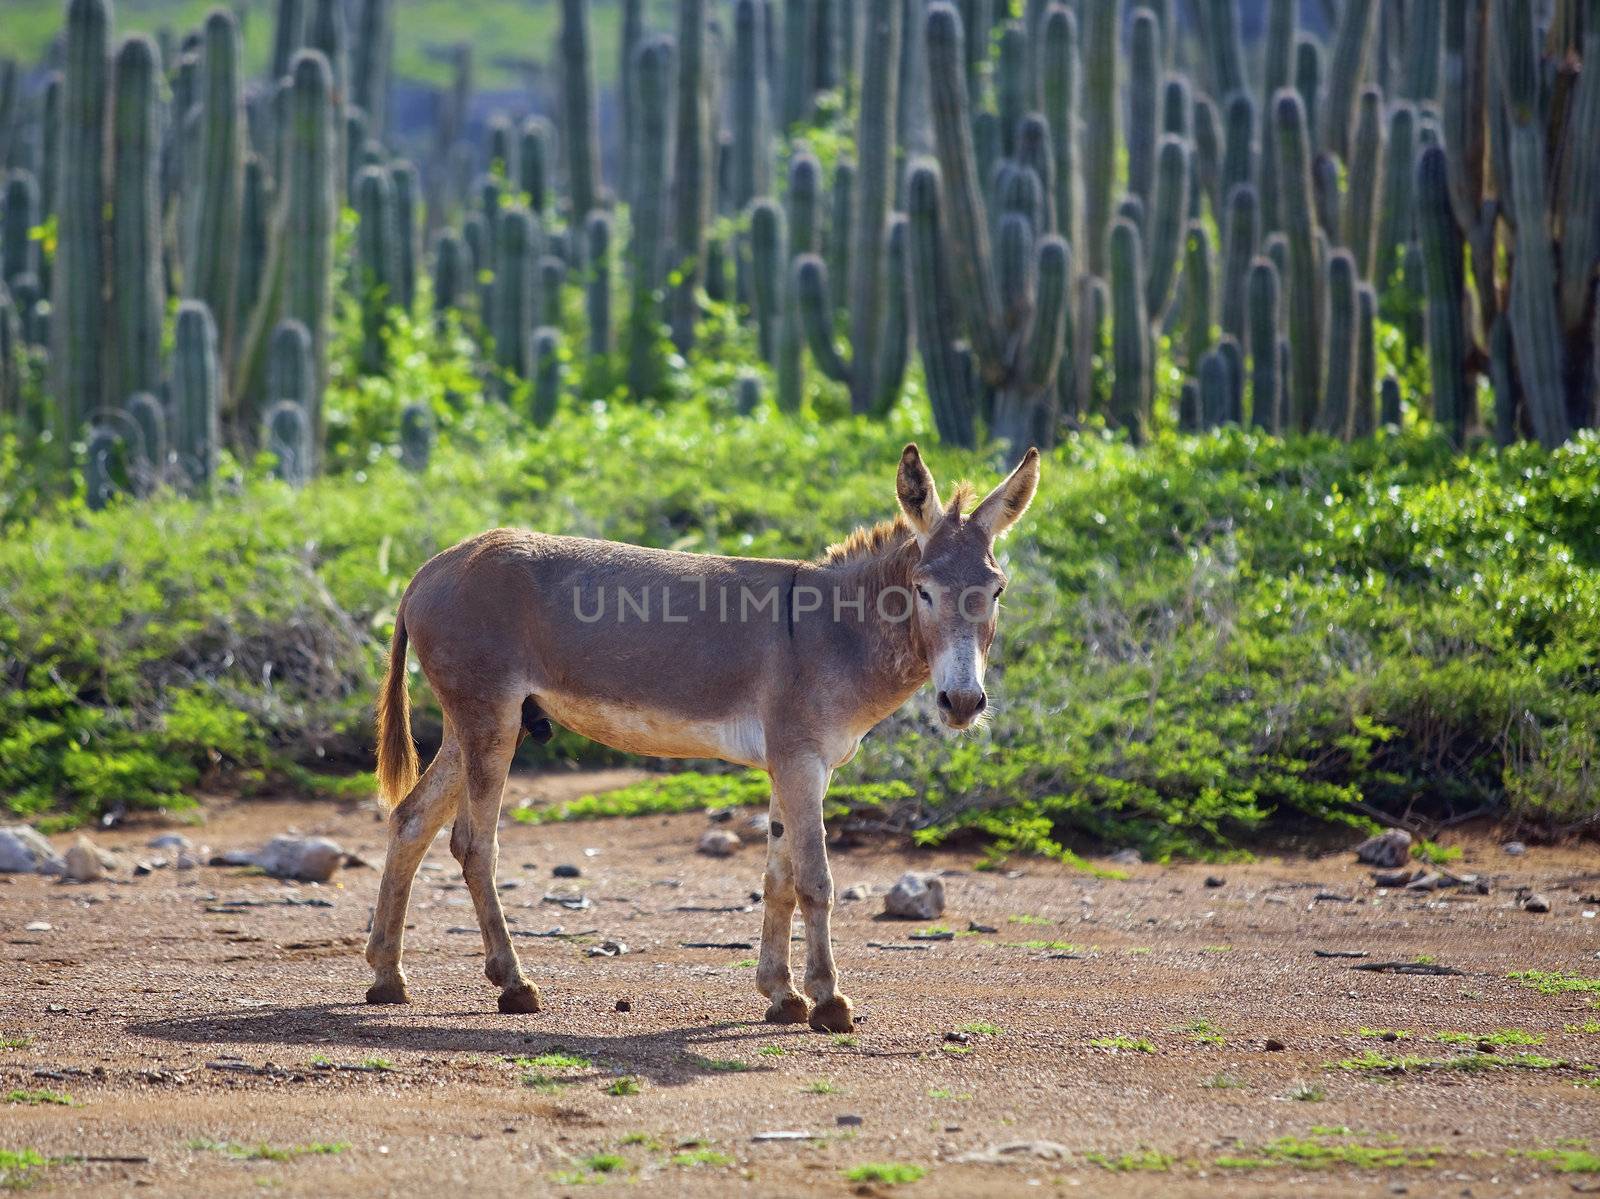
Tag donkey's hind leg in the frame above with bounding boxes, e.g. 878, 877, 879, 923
448, 696, 541, 1014
366, 730, 465, 1004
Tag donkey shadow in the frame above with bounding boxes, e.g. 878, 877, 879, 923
128, 1003, 798, 1088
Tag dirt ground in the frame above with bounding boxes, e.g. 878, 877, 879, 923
2, 771, 1598, 1197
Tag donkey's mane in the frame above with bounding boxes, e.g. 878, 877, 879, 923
815, 482, 976, 566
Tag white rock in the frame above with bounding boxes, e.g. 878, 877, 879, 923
148, 833, 194, 852
956, 1140, 1074, 1164
63, 836, 115, 882
840, 883, 874, 902
253, 836, 344, 883
1354, 829, 1413, 868
697, 828, 741, 858
883, 872, 945, 920
0, 827, 65, 875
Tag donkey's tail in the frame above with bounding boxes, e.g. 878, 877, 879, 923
376, 601, 420, 809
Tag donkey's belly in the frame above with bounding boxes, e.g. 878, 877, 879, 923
536, 692, 768, 769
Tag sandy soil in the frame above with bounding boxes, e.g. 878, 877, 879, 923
1, 771, 1598, 1197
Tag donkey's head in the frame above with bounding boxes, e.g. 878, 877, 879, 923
895, 443, 1040, 730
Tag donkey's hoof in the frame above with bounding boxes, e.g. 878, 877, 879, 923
808, 995, 854, 1034
764, 995, 811, 1024
498, 984, 543, 1014
365, 980, 410, 1005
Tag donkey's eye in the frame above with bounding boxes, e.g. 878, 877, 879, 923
916, 586, 933, 605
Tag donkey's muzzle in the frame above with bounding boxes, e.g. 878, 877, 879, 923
937, 688, 987, 728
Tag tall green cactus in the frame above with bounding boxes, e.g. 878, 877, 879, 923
1258, 0, 1295, 233
1081, 0, 1118, 277
494, 206, 538, 380
519, 116, 552, 218
1312, 151, 1341, 239
1375, 101, 1415, 291
172, 301, 221, 492
236, 154, 272, 366
267, 319, 313, 410
1557, 0, 1600, 335
1110, 217, 1150, 443
560, 0, 602, 227
271, 0, 306, 79
1320, 249, 1358, 439
1416, 143, 1469, 445
626, 36, 672, 398
907, 161, 977, 447
1246, 255, 1279, 431
1220, 91, 1254, 206
1322, 0, 1377, 159
351, 0, 394, 136
1198, 347, 1229, 428
354, 164, 400, 374
826, 158, 854, 314
537, 255, 564, 328
1219, 183, 1257, 344
2, 170, 38, 288
1041, 3, 1080, 257
1274, 90, 1321, 434
670, 0, 711, 352
281, 49, 335, 468
124, 391, 166, 487
388, 160, 420, 314
0, 288, 20, 424
1184, 221, 1215, 371
529, 326, 562, 425
1144, 134, 1189, 320
732, 0, 772, 207
263, 318, 312, 481
795, 0, 907, 417
776, 150, 819, 414
1199, 0, 1247, 100
1127, 8, 1161, 216
399, 401, 433, 470
188, 8, 245, 361
1344, 87, 1385, 281
111, 35, 164, 405
432, 229, 471, 323
51, 0, 111, 445
585, 210, 612, 358
1352, 283, 1377, 437
749, 199, 783, 364
1400, 0, 1441, 101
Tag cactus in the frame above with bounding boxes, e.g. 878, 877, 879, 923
1127, 8, 1161, 216
172, 301, 221, 492
270, 0, 306, 79
124, 391, 167, 488
626, 36, 672, 398
354, 164, 400, 374
350, 0, 393, 136
1145, 134, 1189, 320
1441, 0, 1486, 230
907, 162, 978, 446
1375, 101, 1415, 291
1217, 334, 1244, 423
826, 157, 854, 314
560, 0, 602, 245
40, 71, 62, 232
389, 160, 420, 313
1352, 283, 1377, 438
188, 8, 245, 360
1320, 248, 1358, 439
0, 288, 19, 423
279, 50, 335, 467
399, 401, 432, 470
1199, 0, 1247, 100
529, 326, 562, 426
1321, 0, 1376, 159
670, 0, 711, 353
749, 199, 784, 364
1380, 374, 1401, 425
1273, 90, 1320, 434
584, 210, 612, 358
1557, 0, 1600, 334
1312, 151, 1341, 240
267, 319, 313, 415
1488, 313, 1515, 445
84, 424, 122, 510
494, 206, 538, 380
262, 400, 310, 484
1041, 3, 1080, 255
1258, 0, 1295, 232
2, 170, 37, 288
1162, 75, 1191, 139
110, 36, 164, 406
1183, 221, 1214, 372
1197, 348, 1229, 429
1081, 0, 1118, 276
236, 153, 272, 358
1109, 217, 1150, 443
732, 0, 771, 207
486, 112, 517, 182
1293, 37, 1321, 143
537, 255, 564, 328
51, 0, 111, 445
1247, 255, 1280, 431
519, 116, 552, 218
774, 150, 819, 414
431, 229, 471, 324
996, 21, 1027, 156
1400, 0, 1441, 102
1219, 183, 1257, 344
1220, 91, 1254, 208
1344, 88, 1384, 281
1415, 143, 1469, 445
346, 106, 370, 197
735, 371, 763, 414
1178, 379, 1199, 431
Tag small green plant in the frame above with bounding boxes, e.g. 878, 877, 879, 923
0, 1149, 48, 1189
1091, 1036, 1156, 1053
842, 1163, 926, 1185
939, 1044, 971, 1056
1357, 1028, 1410, 1040
804, 1078, 839, 1094
1009, 940, 1080, 952
1085, 1149, 1174, 1171
671, 1148, 733, 1167
1201, 1073, 1245, 1089
1289, 1083, 1327, 1102
0, 1037, 32, 1051
1413, 840, 1462, 865
729, 959, 757, 969
1215, 1136, 1439, 1170
3, 1090, 72, 1106
1008, 914, 1053, 925
1567, 1021, 1600, 1034
1433, 1029, 1544, 1046
958, 1021, 1004, 1037
928, 1088, 972, 1100
618, 1133, 660, 1148
605, 1077, 641, 1096
757, 1044, 786, 1057
690, 1056, 751, 1072
831, 1034, 859, 1048
1201, 945, 1233, 954
188, 1139, 348, 1161
513, 1050, 592, 1071
1508, 1148, 1600, 1172
1508, 971, 1600, 996
1184, 1020, 1226, 1046
359, 1056, 393, 1071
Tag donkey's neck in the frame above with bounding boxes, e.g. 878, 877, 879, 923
811, 529, 930, 713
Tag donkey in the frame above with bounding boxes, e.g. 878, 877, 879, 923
366, 443, 1040, 1032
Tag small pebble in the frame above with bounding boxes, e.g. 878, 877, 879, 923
24, 920, 51, 932
1264, 1038, 1286, 1051
836, 1114, 863, 1127
1522, 893, 1550, 913
552, 864, 582, 879
697, 828, 741, 858
615, 999, 632, 1012
1204, 876, 1226, 888
1502, 841, 1526, 856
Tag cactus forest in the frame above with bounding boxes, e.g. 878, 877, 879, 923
2, 0, 1600, 846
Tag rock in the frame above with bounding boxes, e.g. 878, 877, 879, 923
1523, 893, 1551, 913
1502, 840, 1526, 856
835, 1114, 863, 1127
1354, 829, 1413, 868
1107, 848, 1142, 866
955, 1140, 1073, 1165
148, 834, 193, 852
133, 859, 161, 876
1404, 871, 1444, 891
883, 872, 945, 920
615, 999, 631, 1012
1204, 876, 1226, 888
750, 1131, 817, 1142
697, 828, 741, 858
707, 807, 735, 824
24, 921, 51, 932
586, 940, 628, 957
742, 812, 771, 837
63, 836, 117, 883
967, 921, 998, 934
840, 883, 873, 902
943, 1031, 971, 1045
1372, 868, 1421, 888
253, 836, 344, 883
552, 864, 582, 879
1264, 1038, 1286, 1051
0, 827, 65, 875
1380, 1031, 1401, 1043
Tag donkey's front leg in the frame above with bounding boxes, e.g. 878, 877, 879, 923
756, 789, 809, 1024
771, 755, 852, 1033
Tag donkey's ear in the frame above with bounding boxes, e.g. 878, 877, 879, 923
896, 443, 942, 541
970, 447, 1041, 540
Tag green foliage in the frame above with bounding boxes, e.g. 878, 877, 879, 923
842, 1163, 926, 1185
1217, 1135, 1439, 1170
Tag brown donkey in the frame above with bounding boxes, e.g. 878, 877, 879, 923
366, 444, 1040, 1032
